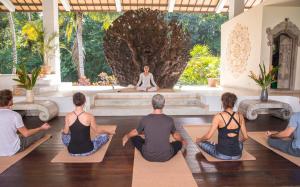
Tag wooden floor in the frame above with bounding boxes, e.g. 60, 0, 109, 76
1, 115, 300, 187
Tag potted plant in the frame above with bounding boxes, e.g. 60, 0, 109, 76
207, 68, 219, 87
249, 63, 278, 102
13, 64, 41, 103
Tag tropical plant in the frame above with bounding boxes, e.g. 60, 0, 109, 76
249, 63, 279, 89
13, 64, 41, 90
179, 44, 220, 85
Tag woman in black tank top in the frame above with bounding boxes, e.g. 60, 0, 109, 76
61, 92, 113, 156
67, 111, 94, 154
195, 92, 249, 160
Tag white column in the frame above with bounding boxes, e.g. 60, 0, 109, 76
42, 0, 61, 83
229, 0, 244, 19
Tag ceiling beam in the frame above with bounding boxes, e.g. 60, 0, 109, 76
215, 0, 226, 13
0, 0, 15, 12
167, 0, 175, 12
60, 0, 71, 11
115, 0, 122, 12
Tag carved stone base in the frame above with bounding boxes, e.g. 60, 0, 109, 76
238, 99, 293, 120
13, 100, 59, 122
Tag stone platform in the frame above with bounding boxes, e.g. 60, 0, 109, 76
90, 91, 209, 116
10, 86, 300, 117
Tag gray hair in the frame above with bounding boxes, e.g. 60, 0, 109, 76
152, 94, 165, 110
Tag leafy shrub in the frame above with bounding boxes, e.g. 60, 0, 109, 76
179, 44, 220, 85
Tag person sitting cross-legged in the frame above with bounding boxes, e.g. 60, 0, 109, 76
62, 92, 115, 156
196, 92, 249, 160
136, 66, 159, 92
0, 89, 51, 156
122, 94, 185, 162
266, 111, 300, 157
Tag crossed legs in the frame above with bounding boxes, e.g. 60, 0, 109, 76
136, 86, 158, 92
131, 136, 182, 158
198, 141, 243, 160
62, 133, 109, 156
18, 131, 46, 152
268, 138, 300, 157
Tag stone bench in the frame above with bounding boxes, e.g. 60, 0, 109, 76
238, 99, 293, 120
13, 100, 59, 122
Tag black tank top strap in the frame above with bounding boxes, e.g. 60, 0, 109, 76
219, 113, 226, 124
73, 111, 85, 118
224, 111, 240, 127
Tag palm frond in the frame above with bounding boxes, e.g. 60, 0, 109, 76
13, 65, 41, 90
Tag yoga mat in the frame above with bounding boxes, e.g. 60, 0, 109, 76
51, 125, 116, 163
132, 149, 197, 187
183, 125, 256, 162
0, 134, 51, 174
248, 132, 300, 167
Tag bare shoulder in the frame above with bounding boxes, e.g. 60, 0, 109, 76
65, 112, 74, 119
214, 112, 223, 119
84, 112, 94, 119
237, 112, 244, 119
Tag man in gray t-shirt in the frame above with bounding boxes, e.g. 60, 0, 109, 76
267, 112, 300, 157
122, 94, 185, 162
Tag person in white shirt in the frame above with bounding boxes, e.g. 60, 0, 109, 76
0, 89, 50, 156
136, 66, 159, 92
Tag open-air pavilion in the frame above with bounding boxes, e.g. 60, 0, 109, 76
0, 0, 300, 186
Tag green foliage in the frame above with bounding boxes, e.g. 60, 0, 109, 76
88, 12, 120, 30
0, 13, 42, 73
21, 20, 44, 62
166, 13, 228, 55
249, 64, 279, 89
21, 20, 58, 65
13, 64, 41, 90
58, 13, 114, 82
179, 44, 220, 85
0, 12, 226, 85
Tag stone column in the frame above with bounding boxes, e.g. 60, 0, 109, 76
42, 0, 61, 83
229, 0, 244, 19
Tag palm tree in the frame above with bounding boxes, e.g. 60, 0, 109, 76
60, 12, 118, 79
72, 12, 85, 78
8, 12, 17, 74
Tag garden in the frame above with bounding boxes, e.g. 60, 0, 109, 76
0, 11, 227, 86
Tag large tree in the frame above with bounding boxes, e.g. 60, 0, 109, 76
72, 12, 85, 78
104, 9, 191, 88
7, 12, 17, 74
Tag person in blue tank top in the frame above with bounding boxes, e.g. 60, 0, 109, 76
266, 105, 300, 157
196, 92, 249, 160
62, 92, 115, 156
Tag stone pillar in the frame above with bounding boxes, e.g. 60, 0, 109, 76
42, 0, 61, 83
229, 0, 244, 19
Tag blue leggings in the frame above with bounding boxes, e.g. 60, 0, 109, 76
198, 141, 243, 160
62, 133, 109, 156
268, 138, 300, 157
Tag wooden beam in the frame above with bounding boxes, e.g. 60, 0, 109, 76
0, 0, 15, 12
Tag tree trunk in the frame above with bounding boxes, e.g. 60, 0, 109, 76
72, 12, 85, 78
27, 13, 31, 21
8, 12, 17, 74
